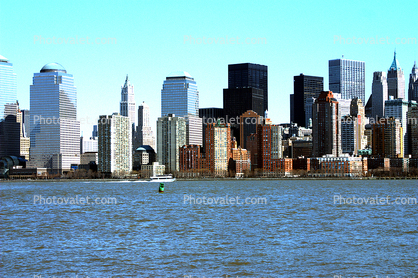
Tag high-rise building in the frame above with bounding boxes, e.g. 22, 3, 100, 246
92, 125, 98, 139
0, 114, 20, 157
407, 105, 418, 158
289, 94, 294, 123
312, 91, 342, 157
305, 97, 316, 128
120, 75, 136, 127
0, 55, 17, 119
371, 71, 388, 119
223, 87, 264, 119
293, 74, 324, 127
98, 113, 132, 175
80, 136, 98, 153
157, 114, 186, 173
205, 121, 231, 175
185, 115, 202, 146
408, 61, 418, 102
350, 98, 367, 151
18, 108, 30, 160
239, 110, 262, 149
29, 63, 80, 171
199, 107, 224, 150
161, 71, 199, 117
333, 92, 352, 117
329, 58, 365, 103
385, 98, 409, 156
341, 98, 366, 155
387, 51, 405, 99
372, 118, 403, 158
135, 101, 155, 150
228, 63, 268, 113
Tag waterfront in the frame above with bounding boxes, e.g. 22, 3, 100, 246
1, 180, 417, 277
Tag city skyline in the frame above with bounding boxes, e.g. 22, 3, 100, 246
1, 1, 416, 137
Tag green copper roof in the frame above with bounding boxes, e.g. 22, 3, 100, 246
389, 51, 401, 71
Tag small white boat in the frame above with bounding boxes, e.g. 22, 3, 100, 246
148, 174, 176, 182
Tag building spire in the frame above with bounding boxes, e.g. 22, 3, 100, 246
389, 50, 400, 71
124, 74, 129, 87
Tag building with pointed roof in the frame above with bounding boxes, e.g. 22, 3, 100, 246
408, 61, 418, 102
120, 75, 136, 127
387, 51, 405, 99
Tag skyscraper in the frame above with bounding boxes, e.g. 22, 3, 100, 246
120, 75, 136, 128
372, 118, 403, 158
371, 71, 388, 119
329, 58, 365, 103
0, 55, 17, 119
205, 121, 231, 175
408, 61, 418, 102
407, 105, 418, 158
341, 98, 366, 155
29, 63, 80, 171
184, 115, 202, 146
228, 63, 268, 112
385, 98, 409, 156
312, 91, 342, 157
304, 97, 316, 128
223, 87, 264, 119
157, 114, 186, 173
98, 113, 132, 175
387, 51, 405, 99
161, 71, 199, 117
136, 101, 155, 150
293, 74, 324, 127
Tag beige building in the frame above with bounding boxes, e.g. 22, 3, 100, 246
98, 113, 132, 176
157, 114, 186, 173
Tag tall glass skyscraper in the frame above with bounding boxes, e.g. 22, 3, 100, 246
120, 75, 136, 127
228, 63, 268, 113
29, 63, 80, 171
0, 55, 17, 119
329, 58, 365, 103
387, 51, 405, 99
161, 71, 199, 117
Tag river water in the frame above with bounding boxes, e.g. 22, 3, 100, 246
1, 180, 417, 277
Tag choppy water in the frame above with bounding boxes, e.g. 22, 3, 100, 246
0, 179, 417, 277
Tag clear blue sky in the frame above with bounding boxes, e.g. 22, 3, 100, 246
1, 0, 416, 136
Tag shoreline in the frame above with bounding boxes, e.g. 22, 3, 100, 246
1, 176, 417, 182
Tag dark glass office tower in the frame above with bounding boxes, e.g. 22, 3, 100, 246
223, 88, 264, 119
228, 63, 268, 112
293, 74, 324, 127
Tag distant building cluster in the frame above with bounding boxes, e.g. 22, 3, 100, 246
1, 53, 418, 178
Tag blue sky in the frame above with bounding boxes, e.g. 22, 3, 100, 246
1, 0, 416, 136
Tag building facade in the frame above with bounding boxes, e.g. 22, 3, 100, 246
408, 61, 418, 102
205, 122, 231, 175
120, 75, 136, 128
161, 71, 199, 117
29, 63, 80, 171
385, 98, 409, 156
228, 63, 268, 113
407, 105, 418, 158
312, 91, 342, 157
372, 118, 403, 158
329, 58, 365, 103
387, 52, 405, 99
0, 55, 17, 119
98, 113, 132, 175
157, 114, 186, 173
371, 71, 388, 119
135, 101, 155, 150
293, 74, 324, 127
